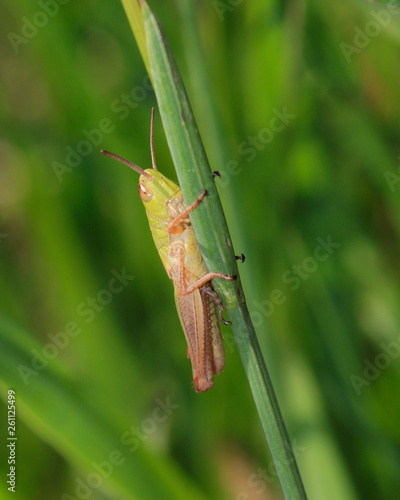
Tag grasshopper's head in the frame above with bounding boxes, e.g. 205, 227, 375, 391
137, 169, 180, 205
100, 151, 180, 216
101, 108, 180, 215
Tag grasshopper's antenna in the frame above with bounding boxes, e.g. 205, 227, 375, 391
150, 107, 158, 170
100, 150, 152, 179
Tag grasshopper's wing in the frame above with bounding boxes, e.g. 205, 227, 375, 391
174, 287, 225, 392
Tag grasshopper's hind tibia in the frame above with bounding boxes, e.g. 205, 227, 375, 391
200, 286, 225, 373
201, 283, 230, 325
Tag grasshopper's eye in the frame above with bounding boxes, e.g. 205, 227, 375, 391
138, 183, 153, 202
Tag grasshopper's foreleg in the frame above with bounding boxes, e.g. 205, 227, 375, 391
167, 190, 207, 233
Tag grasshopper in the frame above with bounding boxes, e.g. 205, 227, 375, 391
101, 109, 235, 392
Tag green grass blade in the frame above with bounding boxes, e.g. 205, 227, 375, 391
120, 0, 150, 74
122, 1, 308, 499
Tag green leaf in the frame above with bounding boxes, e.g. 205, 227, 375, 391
0, 315, 211, 500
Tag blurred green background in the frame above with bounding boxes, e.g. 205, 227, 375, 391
1, 0, 400, 499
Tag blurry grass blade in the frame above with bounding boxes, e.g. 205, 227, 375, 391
0, 315, 211, 500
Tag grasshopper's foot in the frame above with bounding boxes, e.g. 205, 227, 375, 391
218, 309, 231, 326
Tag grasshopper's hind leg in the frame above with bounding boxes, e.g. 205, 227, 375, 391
200, 285, 226, 376
181, 271, 235, 295
201, 283, 230, 325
